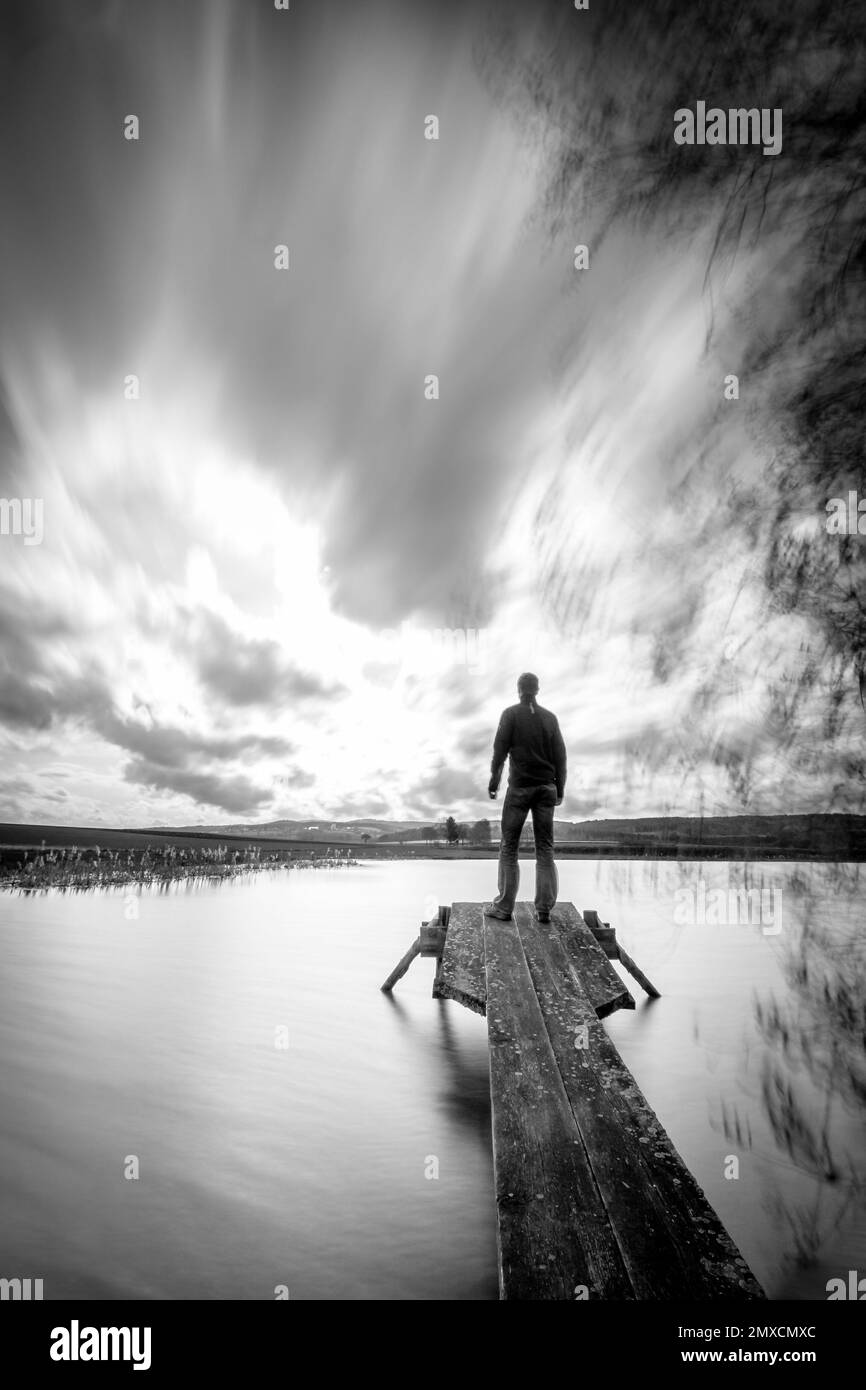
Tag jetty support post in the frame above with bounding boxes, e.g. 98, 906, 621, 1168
617, 944, 661, 999
381, 905, 450, 993
583, 908, 661, 999
380, 937, 421, 993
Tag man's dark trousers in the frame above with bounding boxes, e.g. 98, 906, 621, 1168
492, 781, 559, 916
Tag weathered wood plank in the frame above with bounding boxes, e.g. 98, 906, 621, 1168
484, 912, 635, 1301
434, 901, 487, 1013
514, 904, 764, 1300
553, 903, 635, 1018
436, 902, 634, 1019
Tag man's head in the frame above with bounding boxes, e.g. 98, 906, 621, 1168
517, 672, 540, 702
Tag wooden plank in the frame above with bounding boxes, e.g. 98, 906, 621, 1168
433, 901, 486, 1014
553, 903, 634, 1018
483, 913, 634, 1301
436, 902, 633, 1019
514, 904, 764, 1299
591, 928, 619, 958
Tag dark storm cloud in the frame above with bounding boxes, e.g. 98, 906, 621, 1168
122, 758, 272, 815
97, 710, 301, 812
0, 573, 110, 734
0, 673, 61, 732
0, 585, 294, 816
96, 710, 294, 765
191, 612, 343, 708
0, 637, 108, 731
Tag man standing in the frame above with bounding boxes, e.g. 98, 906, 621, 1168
485, 672, 567, 924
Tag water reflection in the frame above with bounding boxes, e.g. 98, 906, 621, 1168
0, 857, 862, 1299
597, 857, 866, 1295
743, 862, 864, 1272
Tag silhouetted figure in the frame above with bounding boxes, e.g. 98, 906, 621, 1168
485, 672, 566, 923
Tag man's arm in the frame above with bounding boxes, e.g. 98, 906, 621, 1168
553, 717, 567, 803
489, 709, 513, 796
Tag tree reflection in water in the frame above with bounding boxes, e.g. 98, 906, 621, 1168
727, 862, 865, 1269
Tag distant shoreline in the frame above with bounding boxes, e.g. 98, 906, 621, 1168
1, 820, 863, 865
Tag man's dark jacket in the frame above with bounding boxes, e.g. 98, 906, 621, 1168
489, 701, 567, 799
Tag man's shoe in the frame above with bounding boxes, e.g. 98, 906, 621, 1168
485, 906, 513, 920
534, 909, 551, 923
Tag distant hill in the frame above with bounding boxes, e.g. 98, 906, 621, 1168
556, 813, 866, 858
3, 813, 865, 861
157, 817, 425, 844
158, 813, 866, 858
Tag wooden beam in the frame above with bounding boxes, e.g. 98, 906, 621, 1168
380, 937, 421, 992
514, 904, 764, 1299
617, 944, 661, 999
584, 906, 661, 995
582, 907, 618, 956
484, 912, 634, 1300
419, 923, 447, 957
431, 906, 449, 993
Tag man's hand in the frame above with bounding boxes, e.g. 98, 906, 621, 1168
555, 794, 563, 807
488, 785, 499, 801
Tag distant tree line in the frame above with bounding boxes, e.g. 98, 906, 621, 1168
414, 817, 493, 846
373, 819, 494, 845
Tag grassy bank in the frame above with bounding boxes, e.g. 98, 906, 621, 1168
0, 838, 358, 893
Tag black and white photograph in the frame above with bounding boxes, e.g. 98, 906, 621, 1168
0, 0, 864, 1354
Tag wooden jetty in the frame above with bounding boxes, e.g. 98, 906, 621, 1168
382, 901, 764, 1301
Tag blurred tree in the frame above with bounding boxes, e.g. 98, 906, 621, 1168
720, 864, 866, 1272
470, 818, 492, 845
479, 0, 866, 804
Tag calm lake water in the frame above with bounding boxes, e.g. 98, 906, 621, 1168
0, 858, 863, 1300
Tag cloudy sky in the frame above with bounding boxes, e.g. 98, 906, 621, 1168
0, 0, 859, 828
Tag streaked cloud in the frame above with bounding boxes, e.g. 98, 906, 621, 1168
0, 0, 858, 827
